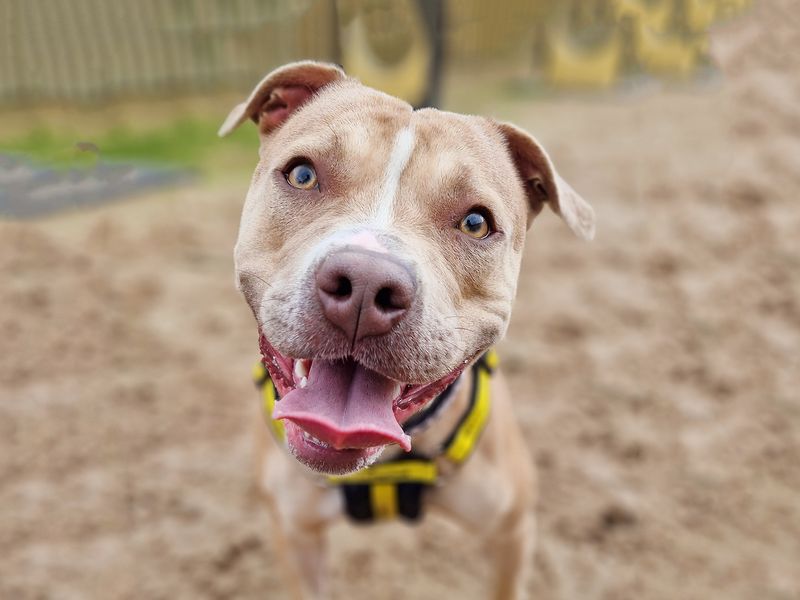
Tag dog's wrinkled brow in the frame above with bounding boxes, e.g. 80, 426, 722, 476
270, 129, 341, 164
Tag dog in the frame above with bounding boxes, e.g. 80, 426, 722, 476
219, 60, 595, 599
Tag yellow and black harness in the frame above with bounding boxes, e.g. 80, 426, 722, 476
252, 350, 497, 523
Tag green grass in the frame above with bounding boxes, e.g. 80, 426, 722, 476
0, 118, 259, 175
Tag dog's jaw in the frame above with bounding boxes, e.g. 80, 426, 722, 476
284, 421, 388, 475
258, 334, 470, 475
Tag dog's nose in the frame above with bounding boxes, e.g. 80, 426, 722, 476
316, 249, 415, 342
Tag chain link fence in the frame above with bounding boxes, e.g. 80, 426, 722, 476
0, 0, 752, 108
0, 0, 336, 106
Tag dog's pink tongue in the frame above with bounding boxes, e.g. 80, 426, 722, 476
272, 359, 411, 452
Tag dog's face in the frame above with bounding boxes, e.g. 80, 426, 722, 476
222, 62, 594, 474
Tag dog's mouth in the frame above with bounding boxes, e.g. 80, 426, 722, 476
259, 335, 466, 474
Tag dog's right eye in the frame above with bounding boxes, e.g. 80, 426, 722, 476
285, 163, 318, 190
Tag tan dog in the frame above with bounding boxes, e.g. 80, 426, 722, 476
220, 61, 595, 600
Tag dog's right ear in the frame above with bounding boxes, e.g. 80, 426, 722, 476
218, 61, 346, 137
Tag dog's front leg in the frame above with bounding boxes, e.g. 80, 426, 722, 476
486, 510, 535, 600
279, 521, 328, 600
257, 437, 338, 600
264, 498, 329, 600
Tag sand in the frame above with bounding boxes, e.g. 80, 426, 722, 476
2, 1, 799, 598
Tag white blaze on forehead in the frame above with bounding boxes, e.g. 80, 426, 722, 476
372, 126, 415, 227
297, 226, 388, 277
344, 230, 388, 253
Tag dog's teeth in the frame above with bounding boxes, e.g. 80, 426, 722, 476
391, 382, 402, 400
294, 359, 309, 380
302, 430, 329, 448
299, 376, 308, 389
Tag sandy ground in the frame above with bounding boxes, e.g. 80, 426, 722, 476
2, 2, 800, 599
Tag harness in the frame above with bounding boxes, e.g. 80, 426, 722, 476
252, 350, 496, 523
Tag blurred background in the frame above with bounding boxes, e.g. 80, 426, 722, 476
3, 1, 799, 599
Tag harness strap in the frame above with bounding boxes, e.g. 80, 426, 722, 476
401, 376, 458, 435
253, 362, 285, 443
442, 350, 496, 463
327, 458, 438, 485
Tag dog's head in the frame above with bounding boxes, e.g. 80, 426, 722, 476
221, 61, 594, 474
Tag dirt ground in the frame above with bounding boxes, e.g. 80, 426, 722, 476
2, 2, 799, 599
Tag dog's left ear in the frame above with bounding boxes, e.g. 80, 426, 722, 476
218, 61, 346, 137
497, 122, 596, 240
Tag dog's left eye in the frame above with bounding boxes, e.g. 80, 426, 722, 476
458, 211, 492, 239
286, 163, 318, 190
